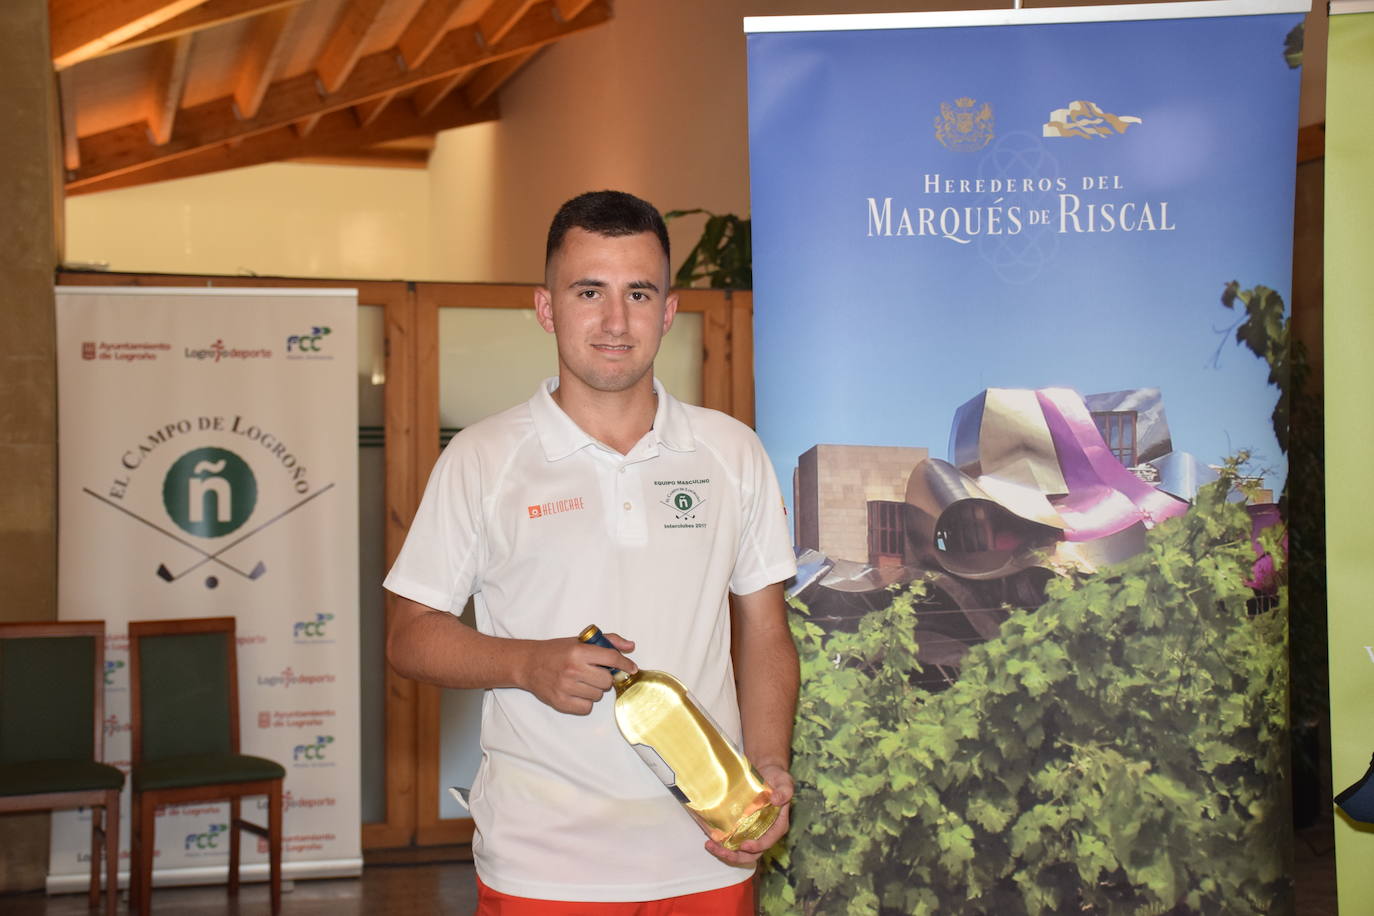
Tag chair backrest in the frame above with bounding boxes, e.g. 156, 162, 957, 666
0, 621, 107, 767
129, 617, 239, 766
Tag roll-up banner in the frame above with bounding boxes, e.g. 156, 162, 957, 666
746, 2, 1303, 913
1325, 2, 1374, 912
52, 287, 361, 891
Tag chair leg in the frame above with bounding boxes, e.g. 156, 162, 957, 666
88, 805, 101, 908
228, 796, 241, 896
104, 790, 121, 916
269, 781, 283, 916
137, 793, 156, 916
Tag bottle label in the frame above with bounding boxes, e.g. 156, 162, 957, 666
631, 743, 691, 804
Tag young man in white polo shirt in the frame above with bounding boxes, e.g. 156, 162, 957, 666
384, 191, 799, 914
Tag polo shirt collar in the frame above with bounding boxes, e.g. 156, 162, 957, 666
529, 377, 695, 461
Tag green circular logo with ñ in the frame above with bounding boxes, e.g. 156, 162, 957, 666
674, 492, 695, 512
163, 447, 257, 537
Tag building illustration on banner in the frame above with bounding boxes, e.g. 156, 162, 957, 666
789, 386, 1276, 691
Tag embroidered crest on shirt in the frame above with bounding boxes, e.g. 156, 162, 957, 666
655, 479, 710, 529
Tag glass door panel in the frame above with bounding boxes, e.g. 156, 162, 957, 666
357, 303, 387, 824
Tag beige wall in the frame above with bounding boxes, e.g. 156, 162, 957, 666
65, 163, 432, 279
426, 0, 949, 284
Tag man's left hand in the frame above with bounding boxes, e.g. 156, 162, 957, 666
704, 762, 794, 868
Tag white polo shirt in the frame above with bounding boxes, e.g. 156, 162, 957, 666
384, 378, 796, 901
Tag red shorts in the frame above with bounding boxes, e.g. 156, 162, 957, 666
474, 875, 755, 915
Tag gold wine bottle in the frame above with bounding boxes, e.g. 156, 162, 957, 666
579, 625, 779, 850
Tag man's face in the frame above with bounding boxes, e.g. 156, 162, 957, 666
535, 227, 678, 397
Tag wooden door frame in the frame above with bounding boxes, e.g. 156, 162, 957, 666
53, 271, 753, 849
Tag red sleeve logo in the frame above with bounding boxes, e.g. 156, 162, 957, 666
528, 506, 542, 518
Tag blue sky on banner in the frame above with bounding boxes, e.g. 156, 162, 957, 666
747, 11, 1302, 511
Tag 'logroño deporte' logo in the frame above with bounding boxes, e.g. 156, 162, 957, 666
162, 447, 258, 538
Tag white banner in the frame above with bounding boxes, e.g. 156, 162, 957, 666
52, 286, 361, 891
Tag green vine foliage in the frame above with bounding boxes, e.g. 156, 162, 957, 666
664, 209, 752, 289
761, 480, 1290, 915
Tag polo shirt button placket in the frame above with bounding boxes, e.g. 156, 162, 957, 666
615, 459, 647, 542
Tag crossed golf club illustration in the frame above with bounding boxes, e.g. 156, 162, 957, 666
83, 483, 334, 586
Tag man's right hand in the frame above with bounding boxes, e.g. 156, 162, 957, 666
518, 633, 637, 715
386, 597, 638, 713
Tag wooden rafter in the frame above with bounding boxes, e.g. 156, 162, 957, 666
315, 0, 389, 94
68, 0, 612, 189
146, 33, 194, 145
295, 113, 325, 137
59, 69, 81, 172
233, 5, 298, 119
52, 0, 208, 69
552, 0, 595, 20
69, 95, 496, 196
479, 0, 539, 47
463, 47, 537, 108
353, 94, 397, 128
293, 148, 430, 168
101, 0, 304, 58
398, 0, 471, 70
412, 72, 466, 117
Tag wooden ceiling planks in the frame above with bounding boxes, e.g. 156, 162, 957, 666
54, 0, 613, 192
53, 0, 208, 69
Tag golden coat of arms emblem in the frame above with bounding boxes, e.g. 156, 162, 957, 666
935, 97, 994, 151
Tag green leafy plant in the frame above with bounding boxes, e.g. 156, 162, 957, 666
1218, 281, 1323, 729
1284, 23, 1304, 69
761, 482, 1290, 915
1219, 281, 1291, 453
664, 209, 752, 289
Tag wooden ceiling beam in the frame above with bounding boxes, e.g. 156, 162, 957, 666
102, 0, 304, 58
463, 48, 536, 108
69, 95, 496, 195
52, 0, 208, 69
315, 0, 389, 94
233, 4, 298, 119
295, 114, 324, 137
69, 0, 612, 188
353, 93, 397, 128
292, 149, 430, 169
552, 0, 595, 21
146, 33, 194, 145
479, 0, 539, 47
59, 70, 81, 172
398, 0, 468, 70
412, 73, 466, 117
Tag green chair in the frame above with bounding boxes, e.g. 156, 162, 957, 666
0, 621, 124, 916
129, 616, 284, 916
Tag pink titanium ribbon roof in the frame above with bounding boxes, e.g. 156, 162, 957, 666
1034, 389, 1188, 542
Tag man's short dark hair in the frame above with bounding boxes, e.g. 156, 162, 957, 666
545, 190, 671, 270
